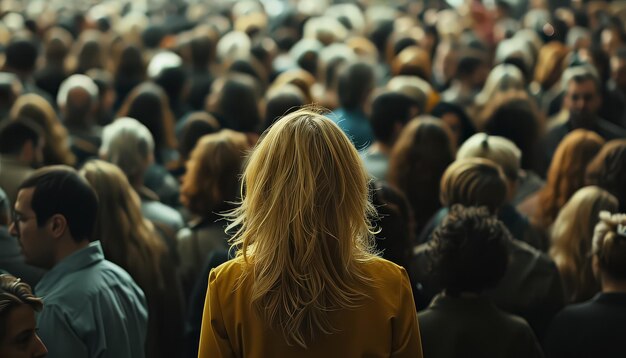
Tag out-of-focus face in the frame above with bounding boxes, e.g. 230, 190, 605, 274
611, 57, 626, 90
564, 79, 601, 119
8, 188, 55, 269
0, 304, 48, 358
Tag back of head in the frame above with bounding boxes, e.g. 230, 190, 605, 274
5, 38, 38, 74
540, 129, 605, 227
0, 118, 42, 156
430, 205, 511, 295
440, 158, 508, 213
0, 274, 43, 339
178, 112, 221, 161
100, 117, 154, 184
19, 166, 98, 243
181, 130, 249, 217
213, 74, 261, 132
228, 108, 375, 348
457, 133, 521, 182
57, 74, 99, 121
337, 61, 374, 110
263, 86, 306, 130
593, 211, 626, 281
586, 140, 626, 210
369, 90, 418, 146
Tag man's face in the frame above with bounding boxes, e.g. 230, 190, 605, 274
0, 304, 48, 358
564, 79, 601, 120
8, 188, 54, 269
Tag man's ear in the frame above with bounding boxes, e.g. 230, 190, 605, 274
49, 214, 68, 239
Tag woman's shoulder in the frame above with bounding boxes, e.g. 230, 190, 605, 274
362, 256, 411, 286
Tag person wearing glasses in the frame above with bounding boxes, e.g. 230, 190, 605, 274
9, 166, 148, 358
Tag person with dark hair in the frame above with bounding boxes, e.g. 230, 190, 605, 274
418, 205, 543, 358
361, 89, 419, 180
545, 211, 626, 358
0, 119, 43, 206
0, 274, 47, 358
327, 61, 376, 150
113, 44, 146, 112
413, 158, 564, 341
441, 52, 489, 108
263, 86, 306, 130
8, 166, 148, 358
207, 74, 262, 134
2, 39, 39, 95
34, 27, 72, 102
430, 101, 476, 147
149, 52, 190, 119
545, 66, 626, 164
585, 140, 626, 212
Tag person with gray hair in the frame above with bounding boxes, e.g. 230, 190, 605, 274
57, 74, 102, 166
545, 65, 626, 164
100, 118, 183, 263
0, 274, 47, 358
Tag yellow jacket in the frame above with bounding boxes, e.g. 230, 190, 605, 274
198, 256, 423, 357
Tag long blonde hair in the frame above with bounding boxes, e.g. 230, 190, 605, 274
227, 108, 377, 348
550, 186, 618, 303
80, 160, 166, 290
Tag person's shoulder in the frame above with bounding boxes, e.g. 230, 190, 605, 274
362, 256, 409, 284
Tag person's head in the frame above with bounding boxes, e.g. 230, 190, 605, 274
480, 92, 542, 171
208, 74, 262, 133
4, 38, 38, 76
430, 101, 476, 146
454, 52, 489, 89
181, 130, 249, 218
388, 117, 456, 228
0, 118, 44, 166
337, 61, 375, 110
0, 274, 47, 358
430, 205, 511, 296
57, 74, 99, 124
440, 158, 508, 213
562, 66, 603, 124
114, 44, 145, 80
537, 129, 605, 229
586, 140, 626, 211
263, 85, 307, 130
10, 94, 76, 166
117, 82, 177, 162
533, 41, 569, 90
177, 112, 221, 162
369, 90, 420, 147
227, 108, 376, 348
43, 27, 72, 65
148, 51, 188, 108
79, 160, 165, 287
391, 46, 432, 81
592, 211, 626, 285
550, 186, 619, 301
474, 64, 525, 106
100, 117, 155, 186
9, 166, 99, 269
457, 133, 521, 200
74, 31, 105, 74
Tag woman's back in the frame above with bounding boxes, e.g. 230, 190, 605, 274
200, 256, 420, 357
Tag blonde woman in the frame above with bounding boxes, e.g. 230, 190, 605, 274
198, 109, 422, 357
550, 186, 619, 303
80, 160, 184, 358
546, 211, 626, 357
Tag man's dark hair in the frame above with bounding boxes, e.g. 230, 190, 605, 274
337, 61, 375, 110
370, 90, 418, 145
430, 205, 510, 296
4, 39, 38, 73
455, 53, 486, 80
0, 118, 43, 155
19, 166, 98, 242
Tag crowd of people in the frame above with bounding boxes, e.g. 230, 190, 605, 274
1, 0, 626, 357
